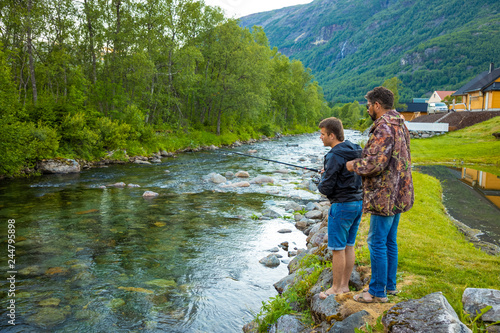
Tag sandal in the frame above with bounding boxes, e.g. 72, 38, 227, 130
354, 291, 388, 303
363, 287, 399, 296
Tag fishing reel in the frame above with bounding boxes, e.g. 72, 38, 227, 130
311, 173, 321, 185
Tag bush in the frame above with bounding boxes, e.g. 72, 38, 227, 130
95, 117, 131, 151
59, 112, 99, 159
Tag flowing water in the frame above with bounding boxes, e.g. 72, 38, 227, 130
0, 131, 365, 333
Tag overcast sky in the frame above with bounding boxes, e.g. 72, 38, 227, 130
204, 0, 314, 18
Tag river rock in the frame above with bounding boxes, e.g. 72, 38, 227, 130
309, 268, 333, 295
143, 191, 159, 197
306, 202, 321, 211
235, 171, 250, 178
275, 169, 290, 174
259, 254, 280, 267
269, 314, 307, 333
109, 182, 126, 187
204, 172, 227, 184
285, 202, 302, 212
149, 157, 162, 163
462, 288, 500, 322
247, 149, 257, 153
268, 247, 280, 253
127, 183, 140, 188
294, 214, 304, 222
382, 292, 472, 333
220, 181, 250, 188
278, 229, 292, 234
225, 171, 234, 177
263, 208, 282, 218
305, 210, 323, 220
250, 175, 275, 184
134, 160, 152, 164
37, 158, 80, 174
28, 306, 70, 329
242, 320, 258, 333
39, 298, 61, 307
310, 293, 341, 324
288, 250, 308, 274
329, 310, 370, 333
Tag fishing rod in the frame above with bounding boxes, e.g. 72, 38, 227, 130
219, 149, 320, 173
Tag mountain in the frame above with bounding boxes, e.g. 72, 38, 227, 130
239, 0, 500, 103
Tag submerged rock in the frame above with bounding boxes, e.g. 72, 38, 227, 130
39, 298, 61, 307
28, 306, 70, 329
145, 279, 177, 289
220, 181, 250, 188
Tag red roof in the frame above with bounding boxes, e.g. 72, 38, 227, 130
435, 91, 455, 99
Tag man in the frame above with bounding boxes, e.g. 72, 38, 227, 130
346, 86, 414, 303
317, 117, 363, 299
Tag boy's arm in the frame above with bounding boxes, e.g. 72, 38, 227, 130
317, 154, 340, 196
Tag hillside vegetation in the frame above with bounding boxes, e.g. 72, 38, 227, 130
0, 0, 331, 177
240, 0, 500, 102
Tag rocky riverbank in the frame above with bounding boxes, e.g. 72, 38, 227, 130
243, 196, 500, 333
32, 136, 275, 176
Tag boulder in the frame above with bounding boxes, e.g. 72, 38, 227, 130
328, 310, 370, 333
288, 250, 308, 274
259, 254, 280, 268
305, 210, 323, 220
462, 288, 500, 322
143, 191, 159, 197
37, 158, 80, 174
250, 175, 275, 184
382, 292, 472, 333
235, 171, 250, 178
269, 314, 307, 333
310, 293, 341, 324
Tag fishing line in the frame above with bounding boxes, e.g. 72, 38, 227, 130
218, 149, 320, 173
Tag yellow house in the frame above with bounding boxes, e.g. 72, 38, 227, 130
460, 167, 500, 210
452, 63, 500, 111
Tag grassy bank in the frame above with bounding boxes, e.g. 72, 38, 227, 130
411, 116, 500, 169
254, 171, 500, 332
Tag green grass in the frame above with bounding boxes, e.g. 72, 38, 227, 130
411, 116, 500, 168
353, 172, 500, 331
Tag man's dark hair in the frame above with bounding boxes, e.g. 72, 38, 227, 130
365, 86, 394, 110
319, 117, 344, 142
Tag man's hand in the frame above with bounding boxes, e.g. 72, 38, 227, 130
346, 161, 354, 172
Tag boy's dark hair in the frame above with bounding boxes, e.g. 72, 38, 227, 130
365, 86, 394, 110
318, 117, 344, 142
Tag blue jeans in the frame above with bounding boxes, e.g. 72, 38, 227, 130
367, 213, 401, 298
327, 201, 363, 251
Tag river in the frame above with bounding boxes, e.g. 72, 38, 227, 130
0, 131, 364, 332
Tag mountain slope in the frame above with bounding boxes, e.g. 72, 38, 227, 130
240, 0, 500, 102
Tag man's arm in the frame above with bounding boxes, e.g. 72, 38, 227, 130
348, 123, 394, 177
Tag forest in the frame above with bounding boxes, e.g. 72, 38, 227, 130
0, 0, 339, 177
